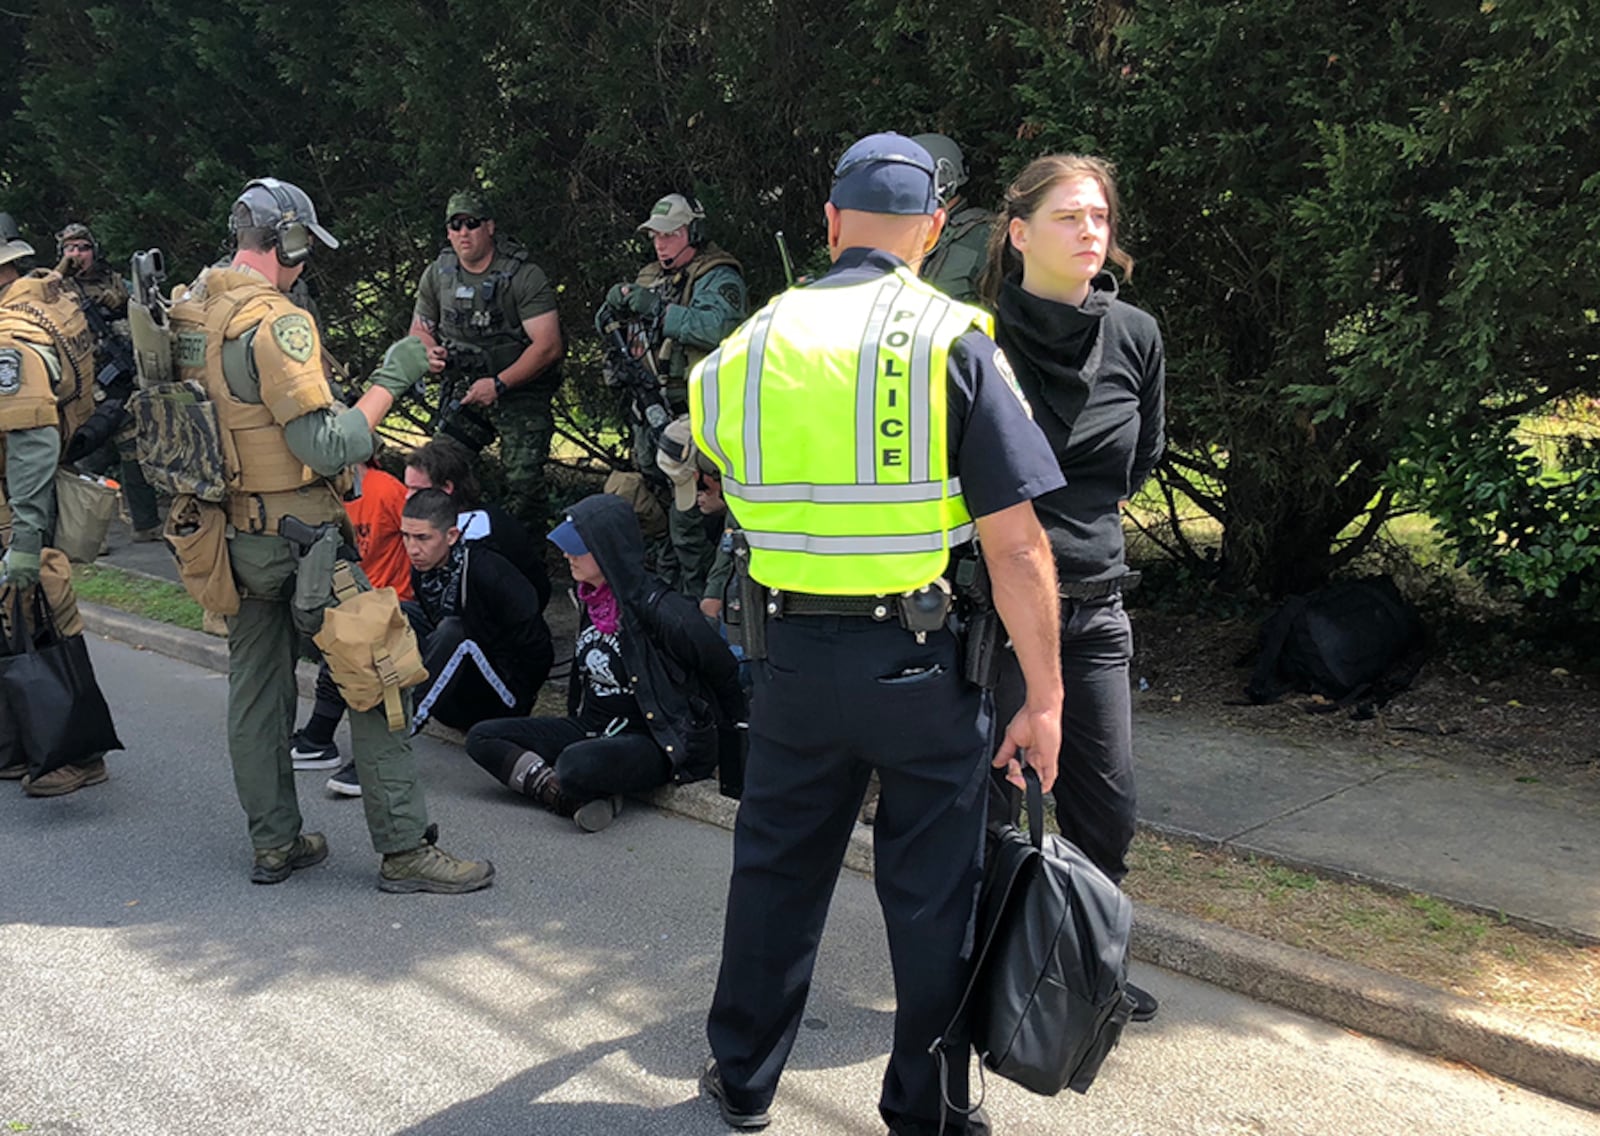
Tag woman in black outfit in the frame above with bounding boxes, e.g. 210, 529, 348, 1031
466, 493, 746, 833
980, 154, 1166, 1020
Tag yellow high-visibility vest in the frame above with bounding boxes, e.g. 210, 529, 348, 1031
690, 265, 992, 595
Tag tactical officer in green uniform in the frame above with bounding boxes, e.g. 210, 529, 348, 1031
179, 178, 493, 891
410, 190, 564, 536
599, 194, 746, 596
54, 221, 162, 541
912, 134, 996, 307
0, 214, 108, 796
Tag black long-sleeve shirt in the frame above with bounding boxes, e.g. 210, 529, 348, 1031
995, 273, 1165, 582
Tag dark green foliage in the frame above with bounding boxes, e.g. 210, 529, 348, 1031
7, 0, 1597, 614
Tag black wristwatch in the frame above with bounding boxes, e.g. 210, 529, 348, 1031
492, 377, 509, 399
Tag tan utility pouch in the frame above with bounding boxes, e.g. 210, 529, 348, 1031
604, 469, 668, 542
164, 495, 241, 615
313, 579, 427, 733
52, 468, 120, 564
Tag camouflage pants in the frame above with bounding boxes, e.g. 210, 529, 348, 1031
491, 388, 555, 535
226, 533, 429, 854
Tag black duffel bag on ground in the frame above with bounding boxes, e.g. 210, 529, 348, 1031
0, 586, 123, 778
931, 768, 1134, 1123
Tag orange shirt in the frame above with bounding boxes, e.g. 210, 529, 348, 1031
346, 468, 413, 600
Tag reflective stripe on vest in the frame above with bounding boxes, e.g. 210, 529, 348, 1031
690, 265, 993, 595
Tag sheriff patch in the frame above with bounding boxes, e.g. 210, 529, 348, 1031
0, 348, 21, 396
271, 313, 315, 364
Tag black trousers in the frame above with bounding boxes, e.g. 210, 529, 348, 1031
995, 592, 1136, 882
465, 716, 671, 803
707, 617, 990, 1135
308, 605, 546, 736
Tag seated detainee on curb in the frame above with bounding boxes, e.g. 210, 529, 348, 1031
465, 493, 746, 834
131, 176, 492, 893
401, 488, 554, 731
292, 434, 552, 786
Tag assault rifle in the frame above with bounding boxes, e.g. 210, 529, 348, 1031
127, 249, 171, 389
595, 299, 674, 460
63, 288, 140, 463
432, 337, 498, 452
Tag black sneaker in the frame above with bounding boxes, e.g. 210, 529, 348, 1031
700, 1057, 769, 1130
290, 731, 341, 771
1127, 981, 1160, 1023
326, 761, 361, 798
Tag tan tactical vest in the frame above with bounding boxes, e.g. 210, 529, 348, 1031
0, 270, 97, 443
170, 271, 343, 533
635, 243, 742, 376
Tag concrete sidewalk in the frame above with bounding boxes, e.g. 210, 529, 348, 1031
81, 523, 1600, 1111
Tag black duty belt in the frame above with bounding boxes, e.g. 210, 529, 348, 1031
1059, 571, 1141, 601
780, 591, 898, 620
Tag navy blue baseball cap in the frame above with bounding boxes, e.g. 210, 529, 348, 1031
548, 517, 589, 556
828, 133, 940, 216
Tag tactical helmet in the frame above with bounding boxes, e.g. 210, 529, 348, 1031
911, 133, 968, 201
0, 212, 35, 268
229, 177, 339, 268
55, 221, 100, 260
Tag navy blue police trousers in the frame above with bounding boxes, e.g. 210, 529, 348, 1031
707, 615, 991, 1135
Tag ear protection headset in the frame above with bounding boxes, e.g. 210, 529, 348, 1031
684, 196, 707, 248
231, 177, 314, 267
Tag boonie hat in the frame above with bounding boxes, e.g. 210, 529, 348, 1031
548, 517, 589, 557
638, 194, 700, 235
0, 213, 36, 268
656, 415, 707, 512
829, 133, 939, 216
446, 190, 491, 222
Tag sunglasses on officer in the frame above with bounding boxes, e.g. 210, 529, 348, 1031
448, 216, 486, 232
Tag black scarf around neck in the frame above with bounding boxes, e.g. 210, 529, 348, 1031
416, 541, 466, 624
996, 272, 1115, 435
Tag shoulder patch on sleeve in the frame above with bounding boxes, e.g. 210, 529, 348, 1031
0, 348, 21, 395
271, 313, 316, 364
992, 348, 1034, 418
717, 282, 744, 308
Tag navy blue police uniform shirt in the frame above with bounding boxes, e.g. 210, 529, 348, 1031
812, 248, 1066, 519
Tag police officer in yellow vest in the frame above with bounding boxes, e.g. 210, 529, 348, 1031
602, 195, 746, 597
0, 213, 106, 796
190, 178, 493, 891
694, 134, 1067, 1135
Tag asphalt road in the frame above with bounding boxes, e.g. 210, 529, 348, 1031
2, 637, 1596, 1136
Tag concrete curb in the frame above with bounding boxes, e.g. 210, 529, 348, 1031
80, 600, 1600, 1113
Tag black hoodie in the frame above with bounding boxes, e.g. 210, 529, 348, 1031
563, 494, 746, 783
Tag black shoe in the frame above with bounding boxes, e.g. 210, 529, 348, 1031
700, 1057, 770, 1130
889, 1106, 990, 1135
290, 730, 341, 771
325, 761, 361, 798
572, 795, 621, 833
1127, 981, 1159, 1023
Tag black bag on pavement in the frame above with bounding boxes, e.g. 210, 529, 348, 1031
0, 588, 123, 778
1245, 575, 1424, 706
932, 768, 1133, 1117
